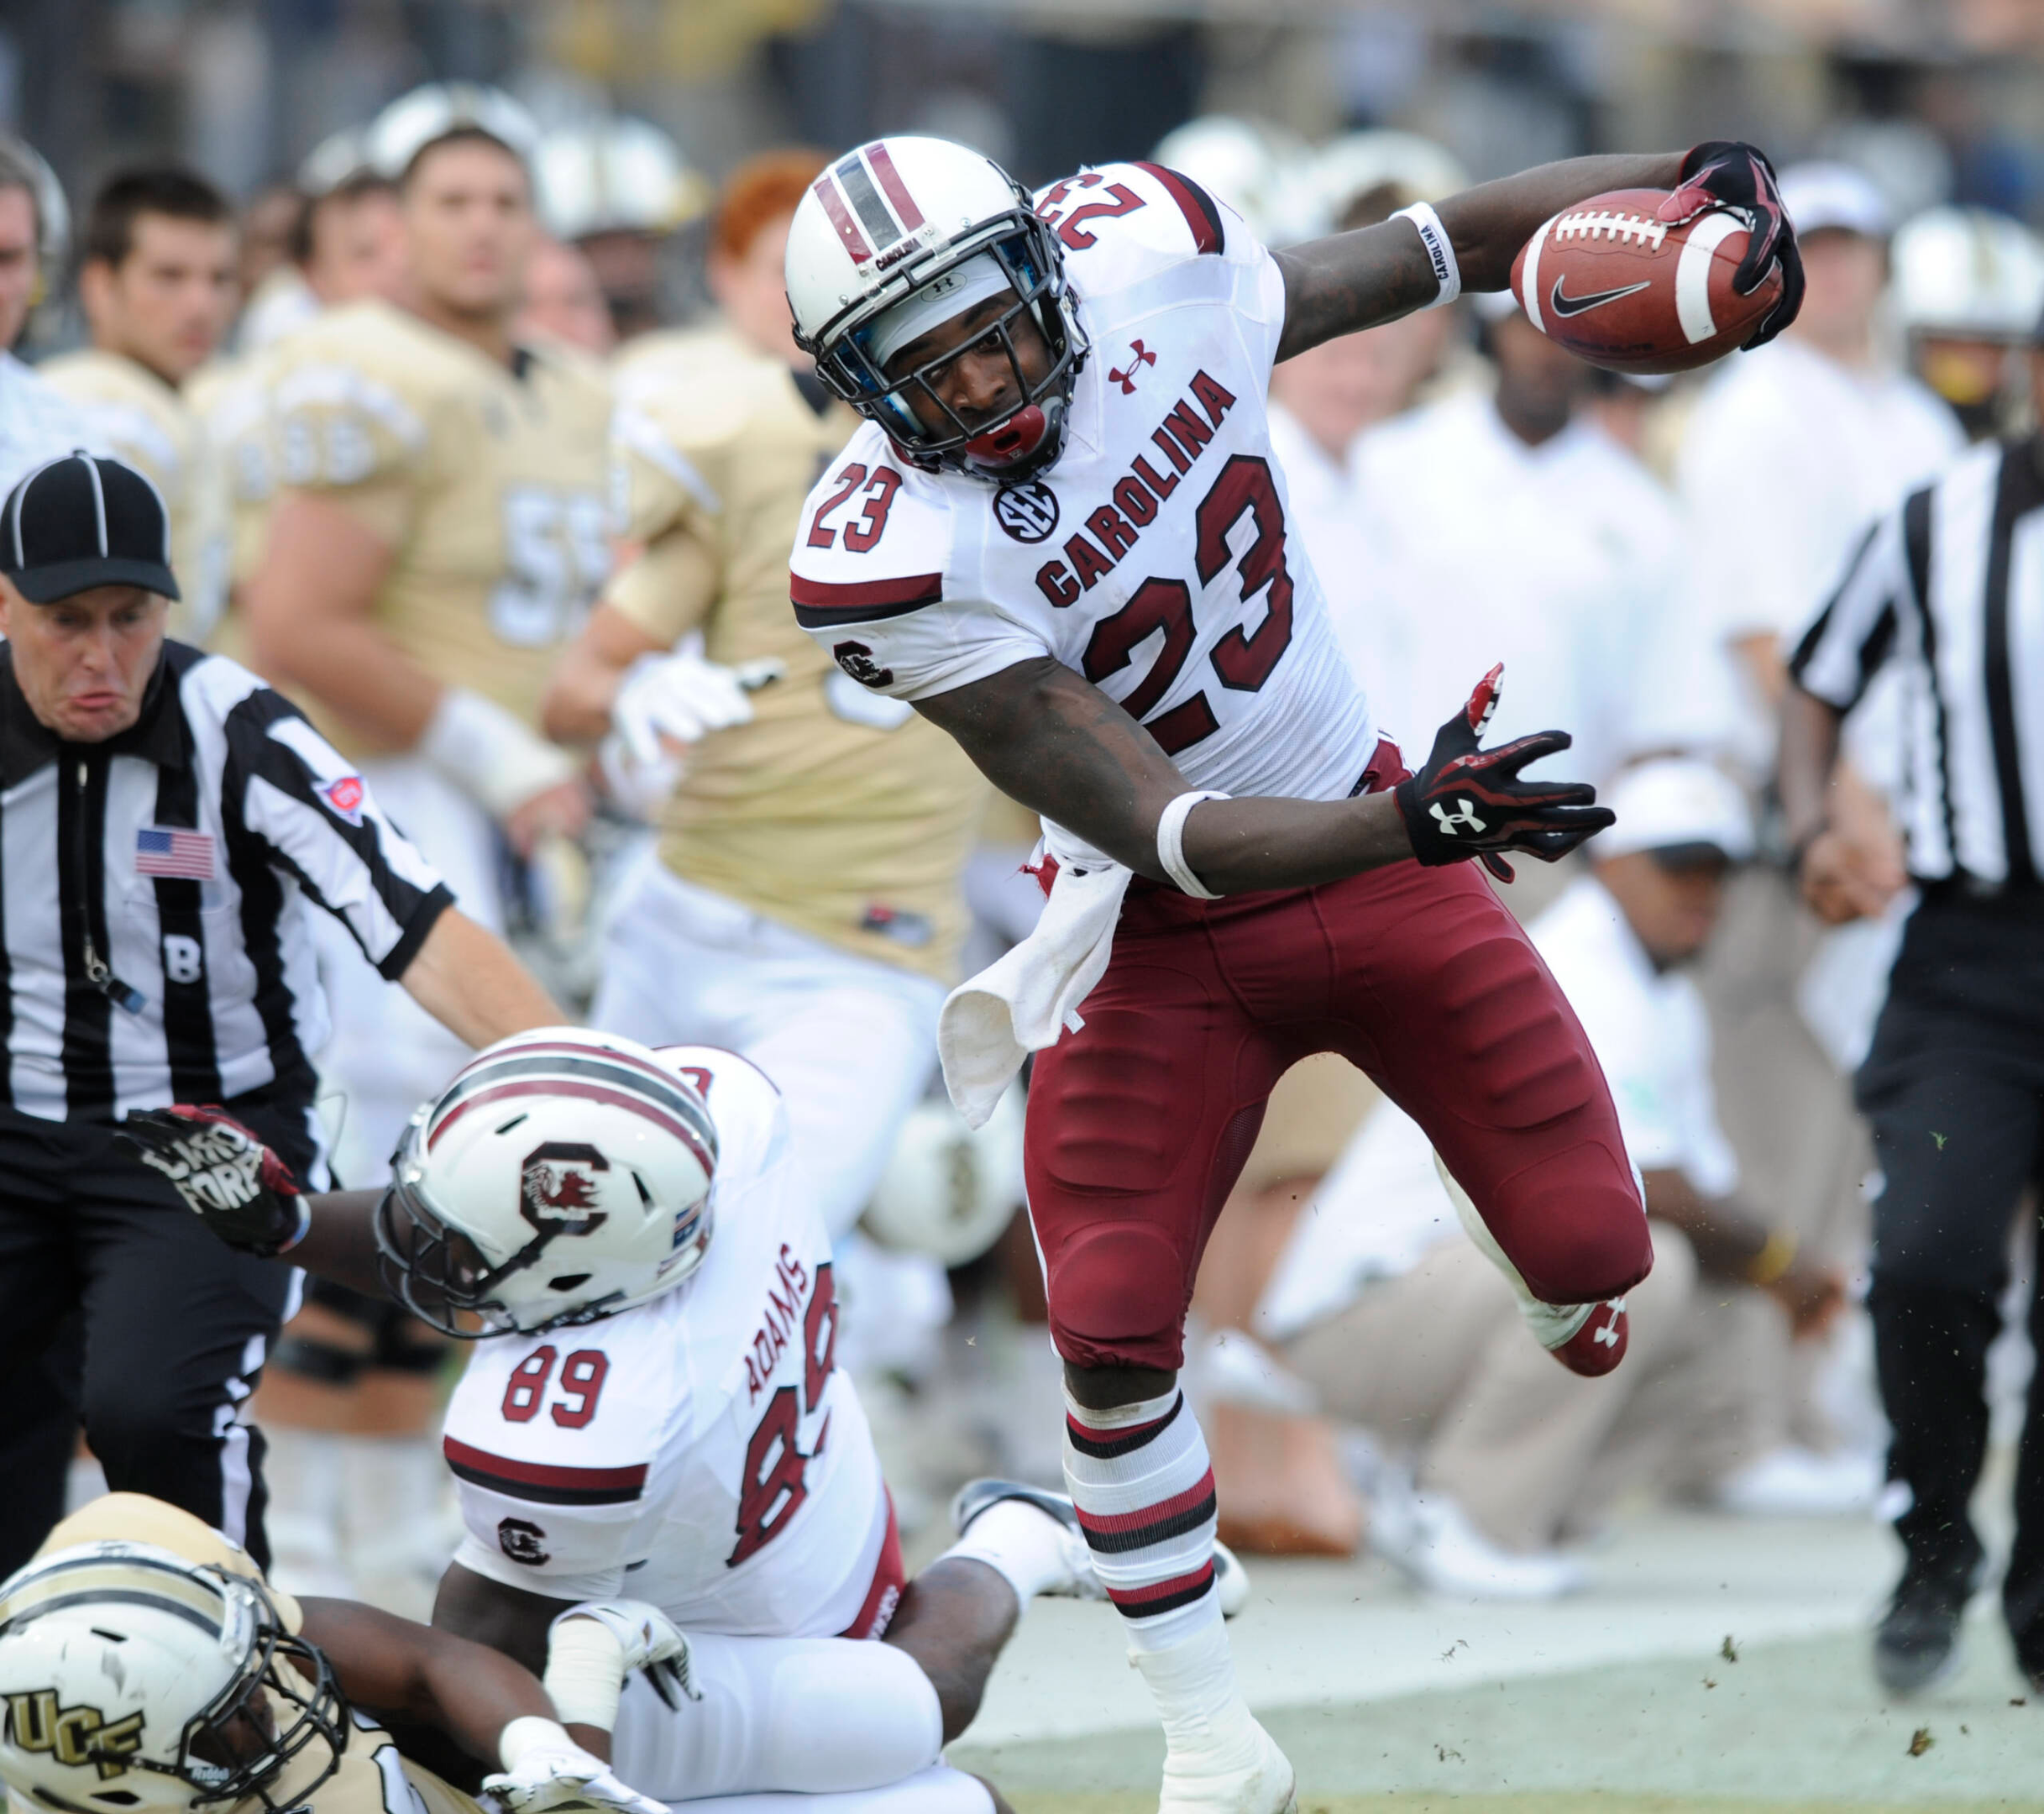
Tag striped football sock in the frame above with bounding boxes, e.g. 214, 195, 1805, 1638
1061, 1386, 1223, 1654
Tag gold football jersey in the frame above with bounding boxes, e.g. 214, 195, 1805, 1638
264, 300, 613, 746
186, 349, 281, 602
34, 1495, 483, 1814
41, 349, 230, 643
608, 326, 987, 983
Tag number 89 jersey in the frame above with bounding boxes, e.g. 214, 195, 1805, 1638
262, 299, 613, 743
789, 161, 1378, 863
440, 1047, 888, 1638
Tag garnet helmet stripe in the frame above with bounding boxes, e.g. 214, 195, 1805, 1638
835, 153, 903, 252
429, 1049, 716, 1161
814, 175, 871, 265
866, 144, 925, 233
430, 1077, 716, 1178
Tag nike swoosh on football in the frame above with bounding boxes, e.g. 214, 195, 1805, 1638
1548, 276, 1654, 317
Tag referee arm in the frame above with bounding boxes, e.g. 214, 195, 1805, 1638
399, 906, 561, 1051
1779, 506, 1913, 926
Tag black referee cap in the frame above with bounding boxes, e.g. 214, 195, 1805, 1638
0, 450, 181, 605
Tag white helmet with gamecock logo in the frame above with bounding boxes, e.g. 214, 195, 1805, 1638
784, 136, 1088, 482
376, 1027, 717, 1336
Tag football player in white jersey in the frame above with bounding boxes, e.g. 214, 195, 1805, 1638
780, 137, 1805, 1811
118, 1030, 1189, 1812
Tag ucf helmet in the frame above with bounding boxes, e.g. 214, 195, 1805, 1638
376, 1028, 718, 1337
0, 1541, 347, 1814
784, 136, 1088, 482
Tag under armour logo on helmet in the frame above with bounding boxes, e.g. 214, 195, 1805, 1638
1430, 799, 1486, 837
1109, 339, 1157, 395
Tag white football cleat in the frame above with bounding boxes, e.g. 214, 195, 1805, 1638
1370, 1478, 1587, 1601
949, 1477, 1103, 1601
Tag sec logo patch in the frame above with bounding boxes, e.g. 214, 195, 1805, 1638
994, 481, 1059, 544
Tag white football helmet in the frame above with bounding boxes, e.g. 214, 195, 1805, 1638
534, 118, 709, 241
1309, 130, 1470, 233
0, 1542, 346, 1814
862, 1087, 1024, 1267
363, 82, 541, 182
1150, 114, 1312, 245
376, 1029, 717, 1337
1893, 205, 2044, 342
784, 136, 1088, 481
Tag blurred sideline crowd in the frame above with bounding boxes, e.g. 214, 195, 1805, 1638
1, 87, 2035, 1615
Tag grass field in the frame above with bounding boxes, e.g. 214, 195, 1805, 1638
944, 1505, 2044, 1811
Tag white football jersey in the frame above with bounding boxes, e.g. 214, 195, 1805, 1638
789, 161, 1378, 866
443, 1046, 888, 1637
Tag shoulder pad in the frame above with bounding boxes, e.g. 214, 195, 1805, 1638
1034, 162, 1238, 286
788, 429, 952, 629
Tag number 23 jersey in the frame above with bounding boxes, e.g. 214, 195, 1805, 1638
788, 160, 1377, 862
440, 1046, 886, 1637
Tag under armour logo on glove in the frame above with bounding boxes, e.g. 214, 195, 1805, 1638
117, 1106, 308, 1256
1393, 663, 1615, 882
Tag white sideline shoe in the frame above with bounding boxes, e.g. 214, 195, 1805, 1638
1711, 1445, 1882, 1517
1370, 1479, 1587, 1600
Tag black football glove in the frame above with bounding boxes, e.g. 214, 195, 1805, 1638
1393, 664, 1616, 883
1660, 140, 1804, 349
118, 1106, 308, 1256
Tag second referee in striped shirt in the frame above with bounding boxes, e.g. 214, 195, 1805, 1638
1784, 355, 2044, 1697
0, 449, 563, 1574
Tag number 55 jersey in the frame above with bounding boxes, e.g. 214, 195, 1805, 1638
261, 298, 613, 748
788, 160, 1379, 864
439, 1046, 892, 1638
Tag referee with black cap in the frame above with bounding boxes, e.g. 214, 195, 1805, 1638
0, 450, 562, 1573
1783, 321, 2044, 1697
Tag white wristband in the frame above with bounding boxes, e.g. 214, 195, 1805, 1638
1157, 790, 1229, 899
418, 686, 577, 822
541, 1617, 627, 1733
1394, 202, 1461, 310
498, 1716, 579, 1771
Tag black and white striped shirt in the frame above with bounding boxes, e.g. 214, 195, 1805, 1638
1789, 437, 2044, 890
0, 638, 452, 1121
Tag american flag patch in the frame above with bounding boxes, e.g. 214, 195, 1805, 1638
135, 826, 216, 880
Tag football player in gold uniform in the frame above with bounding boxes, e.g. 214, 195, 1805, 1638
542, 151, 988, 1247
42, 170, 238, 642
244, 87, 609, 1185
237, 89, 608, 1609
0, 1494, 671, 1814
193, 169, 409, 629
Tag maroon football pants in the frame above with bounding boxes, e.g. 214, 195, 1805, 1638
1025, 842, 1651, 1372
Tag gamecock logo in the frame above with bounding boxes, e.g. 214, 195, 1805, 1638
993, 480, 1060, 544
832, 641, 894, 689
519, 1141, 610, 1235
497, 1518, 549, 1565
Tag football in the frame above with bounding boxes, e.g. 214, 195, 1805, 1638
1509, 186, 1785, 375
